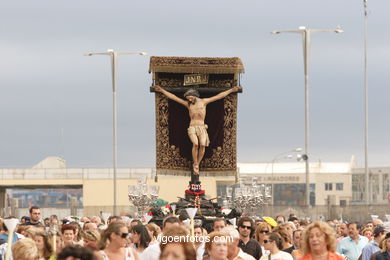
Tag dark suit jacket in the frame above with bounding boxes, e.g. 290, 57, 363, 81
375, 252, 390, 260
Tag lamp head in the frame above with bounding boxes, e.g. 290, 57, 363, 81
271, 31, 280, 34
84, 53, 93, 56
139, 52, 147, 56
298, 26, 306, 30
107, 49, 114, 53
335, 26, 344, 33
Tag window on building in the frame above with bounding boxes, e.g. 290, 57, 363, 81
274, 184, 306, 206
336, 183, 344, 191
310, 184, 316, 206
383, 174, 389, 200
325, 183, 333, 191
352, 174, 365, 202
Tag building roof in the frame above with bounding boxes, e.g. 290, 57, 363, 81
238, 161, 352, 174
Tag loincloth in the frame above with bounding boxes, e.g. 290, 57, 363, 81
187, 125, 210, 147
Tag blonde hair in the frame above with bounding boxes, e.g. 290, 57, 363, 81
205, 231, 228, 252
361, 228, 373, 236
381, 237, 390, 252
33, 230, 53, 260
302, 221, 337, 255
255, 222, 272, 242
98, 221, 126, 250
24, 226, 40, 239
12, 238, 39, 260
146, 223, 161, 238
82, 229, 101, 242
274, 225, 292, 244
160, 226, 196, 260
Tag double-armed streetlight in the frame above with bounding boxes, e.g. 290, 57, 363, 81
268, 148, 302, 210
272, 26, 343, 209
85, 49, 147, 215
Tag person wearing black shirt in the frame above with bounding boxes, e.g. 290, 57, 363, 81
23, 206, 43, 226
237, 217, 262, 260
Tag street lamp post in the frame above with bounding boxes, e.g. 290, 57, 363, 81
268, 148, 302, 211
272, 27, 343, 209
85, 49, 147, 215
363, 0, 370, 205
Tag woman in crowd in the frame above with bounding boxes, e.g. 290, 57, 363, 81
12, 238, 39, 260
361, 228, 373, 240
28, 227, 41, 238
69, 221, 83, 245
62, 224, 77, 247
259, 232, 293, 260
160, 226, 196, 260
131, 224, 151, 256
98, 221, 139, 260
298, 221, 344, 260
17, 225, 34, 239
255, 222, 272, 256
33, 230, 53, 260
82, 230, 101, 251
375, 232, 390, 260
291, 235, 304, 260
274, 226, 294, 253
205, 231, 228, 260
146, 223, 161, 246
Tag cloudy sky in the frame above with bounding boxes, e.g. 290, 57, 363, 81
1, 0, 389, 168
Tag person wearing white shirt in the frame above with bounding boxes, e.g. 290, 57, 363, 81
194, 225, 206, 260
221, 226, 255, 260
259, 233, 293, 260
141, 216, 181, 260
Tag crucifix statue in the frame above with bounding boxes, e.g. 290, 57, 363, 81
153, 85, 240, 175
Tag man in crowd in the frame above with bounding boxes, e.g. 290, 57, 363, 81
338, 221, 349, 242
222, 226, 255, 260
372, 219, 384, 228
292, 230, 302, 250
275, 215, 285, 224
83, 222, 98, 231
288, 217, 300, 230
337, 222, 369, 260
194, 225, 205, 260
23, 206, 42, 226
107, 215, 121, 224
213, 218, 226, 232
237, 217, 262, 260
49, 215, 59, 225
361, 226, 386, 260
142, 216, 181, 260
90, 216, 102, 225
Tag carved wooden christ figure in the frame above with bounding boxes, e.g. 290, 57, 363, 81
154, 85, 240, 175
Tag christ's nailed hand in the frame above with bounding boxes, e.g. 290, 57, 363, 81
154, 85, 162, 92
232, 86, 241, 92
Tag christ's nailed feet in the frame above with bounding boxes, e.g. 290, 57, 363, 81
193, 165, 199, 175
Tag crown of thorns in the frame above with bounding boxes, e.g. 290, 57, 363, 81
183, 89, 200, 98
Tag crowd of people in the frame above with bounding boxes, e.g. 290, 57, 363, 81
0, 206, 389, 260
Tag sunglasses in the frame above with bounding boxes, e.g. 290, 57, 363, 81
120, 233, 130, 239
260, 230, 269, 234
240, 225, 252, 230
264, 239, 273, 243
